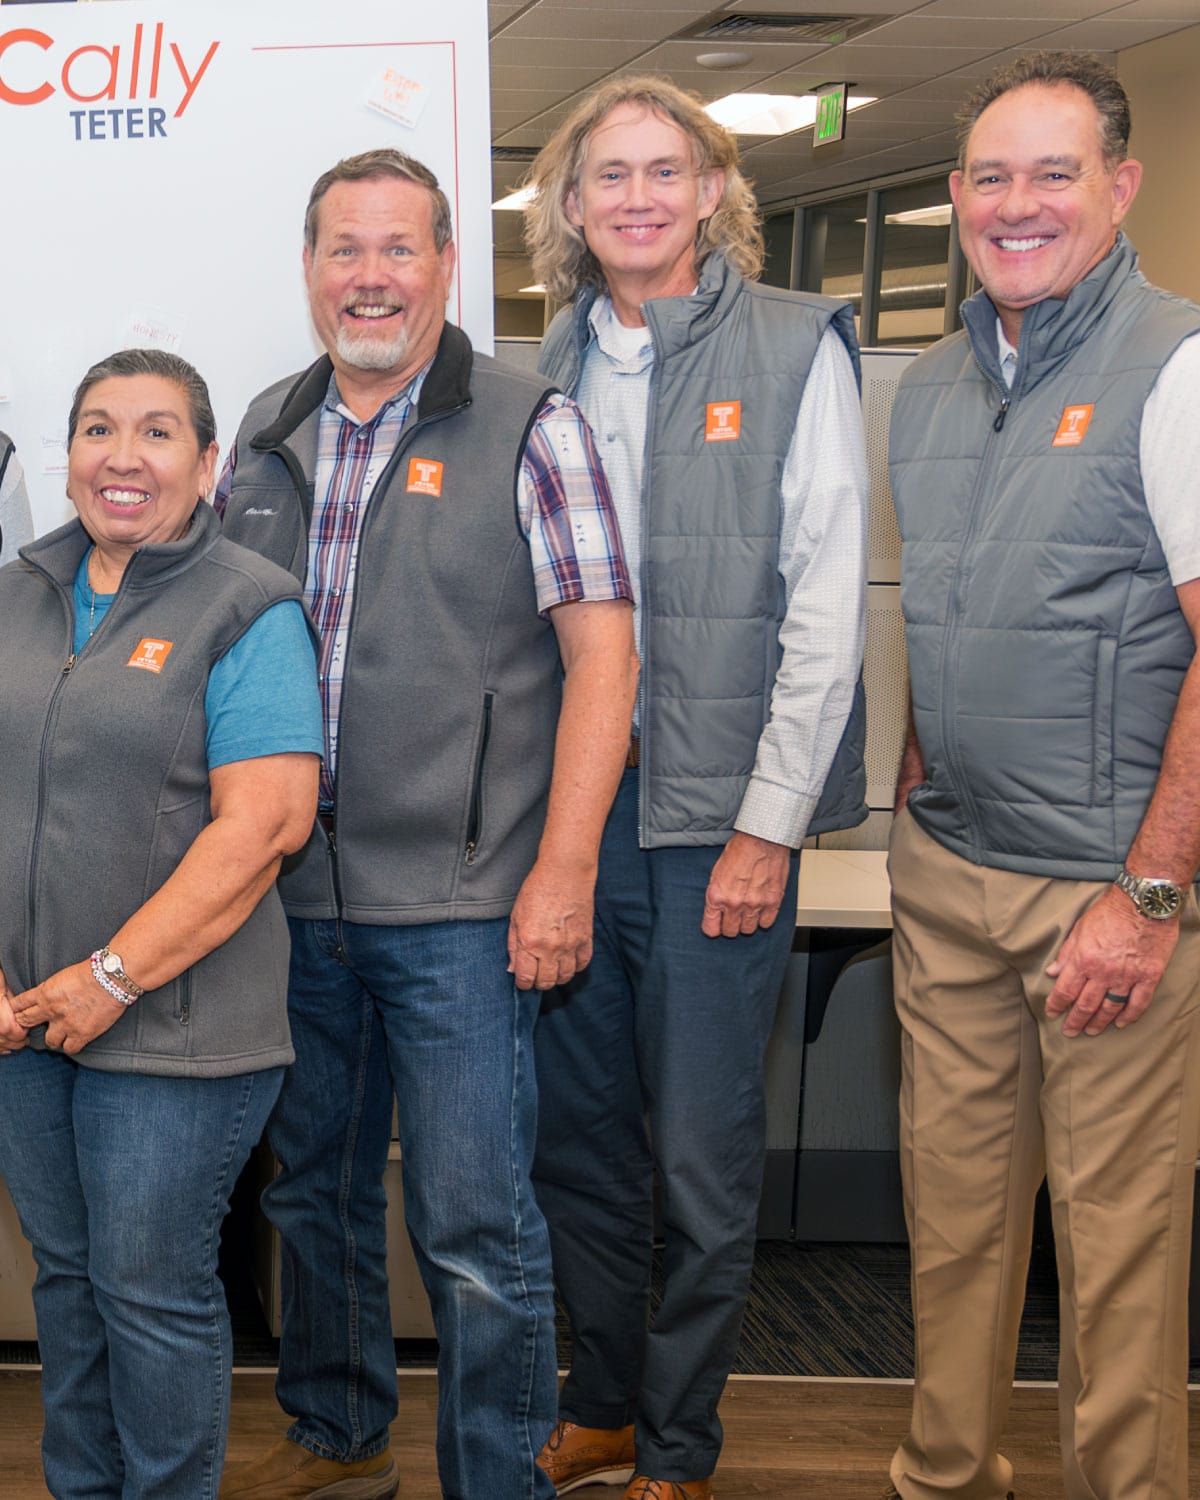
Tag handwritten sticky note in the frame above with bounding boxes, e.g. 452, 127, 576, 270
41, 432, 69, 476
365, 68, 428, 129
124, 309, 185, 355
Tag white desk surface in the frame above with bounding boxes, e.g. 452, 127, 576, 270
796, 847, 892, 929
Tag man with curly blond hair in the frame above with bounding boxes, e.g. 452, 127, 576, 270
524, 77, 869, 1499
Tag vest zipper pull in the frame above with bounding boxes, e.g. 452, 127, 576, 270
62, 654, 77, 674
993, 395, 1010, 432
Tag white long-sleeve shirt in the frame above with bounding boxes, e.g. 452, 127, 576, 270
576, 296, 869, 848
997, 322, 1200, 585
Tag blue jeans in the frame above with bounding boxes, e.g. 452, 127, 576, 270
0, 1049, 282, 1500
264, 916, 556, 1500
533, 769, 799, 1481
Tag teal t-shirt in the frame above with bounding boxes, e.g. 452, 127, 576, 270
73, 555, 323, 770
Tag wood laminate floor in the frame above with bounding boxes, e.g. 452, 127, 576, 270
4, 1370, 1199, 1498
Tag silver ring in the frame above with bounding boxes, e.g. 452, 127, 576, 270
1104, 991, 1130, 1005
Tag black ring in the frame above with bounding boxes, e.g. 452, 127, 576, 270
1104, 991, 1130, 1005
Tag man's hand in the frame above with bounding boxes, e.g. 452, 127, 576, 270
11, 961, 128, 1054
507, 858, 595, 991
1045, 885, 1180, 1037
894, 712, 927, 814
0, 969, 29, 1057
702, 831, 792, 939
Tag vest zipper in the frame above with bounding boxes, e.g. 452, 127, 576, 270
28, 559, 136, 989
464, 693, 495, 865
320, 400, 470, 916
631, 321, 660, 848
938, 382, 1015, 862
323, 817, 346, 914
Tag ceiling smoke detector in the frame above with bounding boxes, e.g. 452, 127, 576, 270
697, 50, 756, 68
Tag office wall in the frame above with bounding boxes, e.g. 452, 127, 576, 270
0, 0, 492, 534
1120, 25, 1200, 303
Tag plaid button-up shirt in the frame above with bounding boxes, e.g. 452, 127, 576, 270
215, 361, 631, 806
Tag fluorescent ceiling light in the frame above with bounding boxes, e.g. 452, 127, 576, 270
519, 284, 547, 295
493, 185, 536, 212
705, 92, 875, 137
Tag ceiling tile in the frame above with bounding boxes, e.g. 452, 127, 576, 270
498, 8, 704, 42
491, 63, 615, 90
1037, 16, 1196, 44
848, 97, 964, 124
490, 36, 646, 69
1105, 0, 1200, 15
858, 15, 1075, 48
916, 0, 1115, 14
815, 43, 1003, 76
509, 0, 706, 10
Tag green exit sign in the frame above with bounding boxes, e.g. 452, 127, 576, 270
814, 84, 847, 148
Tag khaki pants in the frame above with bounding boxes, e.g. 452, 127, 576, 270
888, 809, 1200, 1500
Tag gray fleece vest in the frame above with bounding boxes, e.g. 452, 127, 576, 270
541, 251, 867, 846
0, 505, 302, 1076
221, 325, 563, 924
890, 236, 1200, 879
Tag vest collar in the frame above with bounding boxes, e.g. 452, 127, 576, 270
21, 499, 222, 592
639, 251, 743, 357
960, 233, 1141, 394
249, 323, 475, 452
568, 251, 741, 370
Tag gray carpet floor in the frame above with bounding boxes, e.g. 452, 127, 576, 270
4, 1235, 1194, 1382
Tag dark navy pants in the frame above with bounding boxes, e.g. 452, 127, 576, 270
533, 768, 799, 1481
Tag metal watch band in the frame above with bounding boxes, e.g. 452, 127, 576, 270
90, 952, 136, 1007
1114, 868, 1186, 921
91, 946, 144, 1001
98, 945, 145, 998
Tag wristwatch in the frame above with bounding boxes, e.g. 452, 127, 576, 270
94, 946, 145, 999
1114, 868, 1187, 921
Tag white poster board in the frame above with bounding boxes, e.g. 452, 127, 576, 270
0, 0, 492, 533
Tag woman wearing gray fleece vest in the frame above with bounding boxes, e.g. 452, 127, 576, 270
0, 350, 321, 1500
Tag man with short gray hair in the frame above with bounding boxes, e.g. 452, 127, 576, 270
216, 147, 638, 1500
887, 51, 1200, 1500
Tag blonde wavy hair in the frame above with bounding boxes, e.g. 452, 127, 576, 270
523, 76, 764, 305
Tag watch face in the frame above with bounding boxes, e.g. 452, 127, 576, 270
1141, 883, 1183, 919
101, 951, 121, 975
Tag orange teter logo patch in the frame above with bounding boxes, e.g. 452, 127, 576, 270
705, 401, 741, 442
127, 638, 173, 674
1053, 404, 1094, 447
406, 458, 444, 496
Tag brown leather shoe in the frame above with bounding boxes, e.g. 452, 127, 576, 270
218, 1438, 398, 1499
623, 1478, 714, 1499
537, 1419, 636, 1494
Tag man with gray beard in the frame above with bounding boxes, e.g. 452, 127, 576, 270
215, 149, 638, 1500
